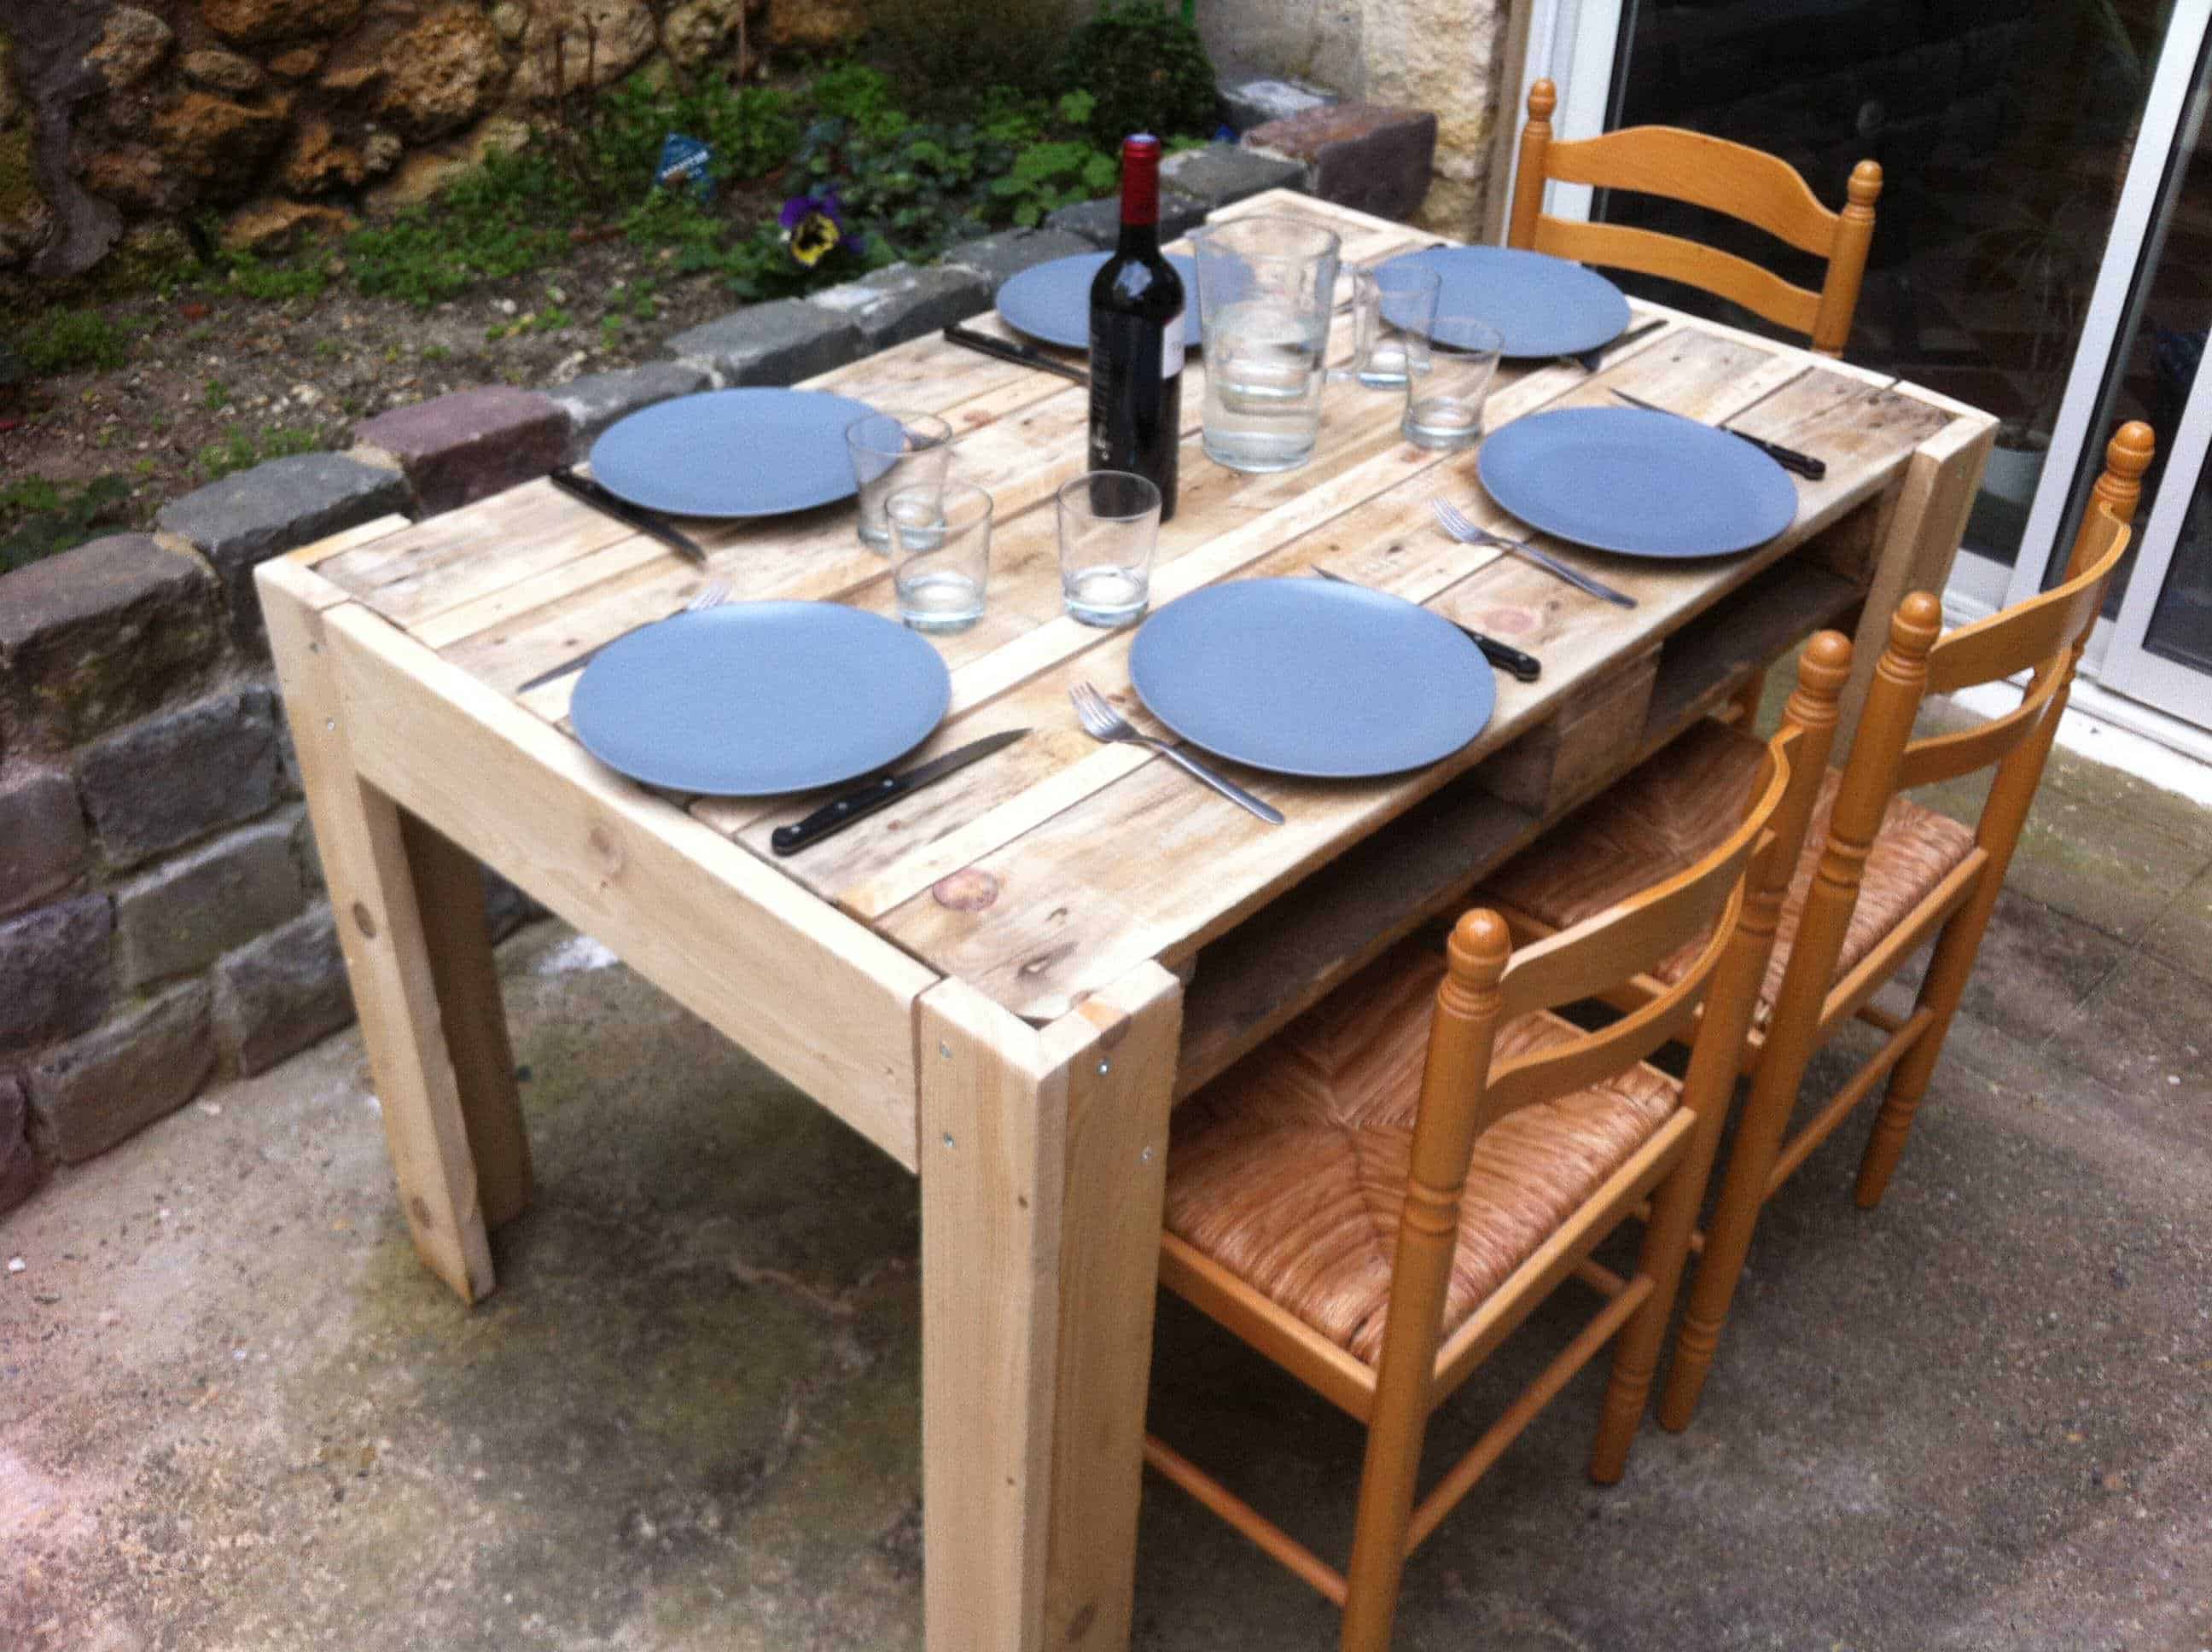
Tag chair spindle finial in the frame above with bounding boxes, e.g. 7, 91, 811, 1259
2094, 420, 2157, 523
1527, 78, 1557, 122
1845, 160, 1884, 212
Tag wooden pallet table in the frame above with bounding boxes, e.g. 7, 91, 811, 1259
259, 190, 1994, 1652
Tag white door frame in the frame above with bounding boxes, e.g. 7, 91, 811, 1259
1517, 0, 2212, 740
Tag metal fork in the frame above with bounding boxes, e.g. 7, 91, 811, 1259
1069, 682, 1284, 825
1430, 497, 1637, 609
516, 579, 730, 694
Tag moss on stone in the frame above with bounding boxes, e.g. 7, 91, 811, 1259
0, 125, 40, 224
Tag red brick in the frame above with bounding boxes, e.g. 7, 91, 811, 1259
354, 386, 568, 515
1243, 102, 1439, 223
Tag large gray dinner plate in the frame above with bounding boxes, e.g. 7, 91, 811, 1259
570, 602, 950, 795
1129, 579, 1496, 779
1478, 405, 1799, 559
589, 388, 876, 519
995, 253, 1202, 350
1378, 245, 1630, 358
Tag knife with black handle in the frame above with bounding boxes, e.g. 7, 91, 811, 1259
771, 728, 1030, 856
1610, 390, 1827, 480
1314, 569, 1541, 683
549, 468, 709, 564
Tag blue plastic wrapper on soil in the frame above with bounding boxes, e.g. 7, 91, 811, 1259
657, 135, 716, 203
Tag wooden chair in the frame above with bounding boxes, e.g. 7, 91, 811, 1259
1144, 641, 1831, 1651
1508, 78, 1883, 358
1477, 422, 2152, 1434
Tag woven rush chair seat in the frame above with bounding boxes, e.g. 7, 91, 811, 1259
1480, 720, 1976, 1022
1166, 942, 1679, 1367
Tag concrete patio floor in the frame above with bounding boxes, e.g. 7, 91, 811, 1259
6, 698, 2211, 1652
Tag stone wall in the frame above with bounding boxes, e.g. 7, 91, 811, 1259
0, 142, 1313, 1218
0, 0, 866, 277
1199, 0, 1510, 234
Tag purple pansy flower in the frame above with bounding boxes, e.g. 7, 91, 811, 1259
779, 189, 853, 267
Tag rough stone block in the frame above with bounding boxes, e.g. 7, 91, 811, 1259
79, 687, 281, 868
940, 227, 1097, 288
1244, 102, 1439, 222
665, 300, 867, 387
213, 904, 353, 1076
1048, 190, 1208, 248
28, 980, 215, 1163
1219, 72, 1338, 134
114, 816, 306, 988
354, 386, 569, 516
0, 1073, 38, 1217
156, 452, 410, 649
546, 361, 712, 452
0, 894, 114, 1053
0, 768, 89, 917
809, 263, 991, 350
1161, 144, 1310, 211
0, 534, 223, 753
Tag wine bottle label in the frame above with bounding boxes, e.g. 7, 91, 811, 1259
1162, 308, 1185, 378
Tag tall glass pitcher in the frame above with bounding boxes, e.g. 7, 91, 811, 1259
1190, 215, 1342, 474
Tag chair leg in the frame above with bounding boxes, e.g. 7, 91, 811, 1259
1339, 1390, 1430, 1652
1655, 1057, 1799, 1432
1854, 918, 1979, 1207
1591, 1137, 1711, 1481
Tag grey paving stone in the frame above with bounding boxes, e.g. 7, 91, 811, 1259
0, 534, 223, 753
0, 767, 89, 917
354, 386, 569, 516
214, 904, 353, 1076
808, 263, 991, 351
78, 687, 282, 869
0, 1072, 37, 1216
0, 894, 114, 1053
1218, 72, 1338, 134
546, 361, 713, 452
28, 980, 215, 1163
156, 453, 410, 649
1048, 190, 1208, 248
114, 816, 306, 988
1160, 143, 1309, 209
1244, 102, 1439, 222
940, 227, 1097, 289
665, 300, 867, 387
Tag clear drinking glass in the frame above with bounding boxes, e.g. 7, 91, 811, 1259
1191, 214, 1342, 474
1402, 317, 1504, 449
1057, 470, 1161, 627
847, 411, 954, 552
1351, 262, 1442, 388
888, 480, 993, 633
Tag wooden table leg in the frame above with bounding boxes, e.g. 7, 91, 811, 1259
262, 562, 527, 1304
918, 962, 1182, 1652
1838, 413, 1994, 741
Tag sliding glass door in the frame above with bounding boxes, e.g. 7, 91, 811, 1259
1508, 0, 2212, 739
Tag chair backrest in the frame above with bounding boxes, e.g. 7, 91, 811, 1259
1418, 704, 1799, 1184
1765, 420, 2151, 1027
1507, 79, 1882, 356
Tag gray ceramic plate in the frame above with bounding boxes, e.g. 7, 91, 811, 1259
1129, 578, 1496, 778
589, 388, 877, 519
1378, 245, 1630, 358
996, 253, 1202, 351
569, 602, 951, 795
1478, 406, 1799, 558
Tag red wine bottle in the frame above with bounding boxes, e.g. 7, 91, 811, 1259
1087, 134, 1184, 521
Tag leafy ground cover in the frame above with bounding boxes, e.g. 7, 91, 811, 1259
0, 3, 1217, 563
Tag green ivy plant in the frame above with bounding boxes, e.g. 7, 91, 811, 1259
1058, 0, 1220, 149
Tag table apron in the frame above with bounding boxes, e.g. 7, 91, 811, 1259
319, 598, 937, 1171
